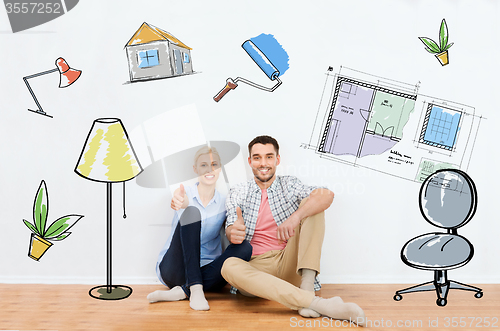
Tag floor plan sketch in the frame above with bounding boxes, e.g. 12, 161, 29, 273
319, 77, 417, 158
304, 67, 483, 183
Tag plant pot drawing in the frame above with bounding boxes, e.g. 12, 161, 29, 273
418, 19, 454, 66
435, 50, 449, 66
28, 233, 53, 261
23, 180, 84, 261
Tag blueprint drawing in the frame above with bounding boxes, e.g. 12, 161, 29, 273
304, 67, 483, 183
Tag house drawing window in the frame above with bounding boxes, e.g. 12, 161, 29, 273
138, 49, 159, 68
183, 52, 190, 63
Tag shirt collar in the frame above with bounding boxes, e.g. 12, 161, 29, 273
250, 175, 280, 193
193, 182, 219, 207
268, 176, 280, 193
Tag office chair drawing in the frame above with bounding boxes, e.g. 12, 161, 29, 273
394, 169, 483, 307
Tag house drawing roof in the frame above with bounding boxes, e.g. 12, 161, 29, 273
125, 22, 192, 50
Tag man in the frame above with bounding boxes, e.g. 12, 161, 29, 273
221, 135, 365, 325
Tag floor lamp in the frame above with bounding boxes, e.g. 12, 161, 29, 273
75, 118, 143, 300
23, 57, 82, 118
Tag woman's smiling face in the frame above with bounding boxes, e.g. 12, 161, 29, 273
193, 152, 221, 185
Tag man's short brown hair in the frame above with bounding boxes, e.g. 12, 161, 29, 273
248, 135, 279, 155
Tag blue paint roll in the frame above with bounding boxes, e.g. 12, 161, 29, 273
242, 40, 280, 81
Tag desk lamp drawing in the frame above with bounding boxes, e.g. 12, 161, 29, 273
394, 169, 482, 307
23, 57, 82, 118
214, 33, 288, 102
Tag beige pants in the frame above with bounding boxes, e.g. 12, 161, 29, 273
221, 205, 325, 310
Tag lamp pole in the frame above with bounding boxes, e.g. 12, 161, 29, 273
107, 182, 112, 294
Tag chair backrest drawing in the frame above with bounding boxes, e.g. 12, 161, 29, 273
419, 169, 477, 230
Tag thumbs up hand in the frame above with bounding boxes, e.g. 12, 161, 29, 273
171, 184, 188, 210
230, 207, 246, 244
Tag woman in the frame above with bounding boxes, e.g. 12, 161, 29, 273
147, 146, 252, 310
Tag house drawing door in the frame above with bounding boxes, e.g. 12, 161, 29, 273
174, 49, 183, 75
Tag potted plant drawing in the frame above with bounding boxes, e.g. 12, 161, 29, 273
418, 18, 454, 66
23, 180, 84, 261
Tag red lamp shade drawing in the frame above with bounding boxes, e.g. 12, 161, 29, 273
23, 57, 82, 118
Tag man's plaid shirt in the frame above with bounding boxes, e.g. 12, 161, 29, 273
225, 175, 323, 293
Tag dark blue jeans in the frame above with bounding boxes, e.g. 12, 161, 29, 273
158, 206, 252, 297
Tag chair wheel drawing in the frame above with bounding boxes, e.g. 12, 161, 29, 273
394, 169, 482, 307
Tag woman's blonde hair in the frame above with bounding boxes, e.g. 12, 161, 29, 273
193, 145, 221, 165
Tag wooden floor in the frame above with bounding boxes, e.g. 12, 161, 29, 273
1, 284, 498, 330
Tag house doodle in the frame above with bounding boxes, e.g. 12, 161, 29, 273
125, 22, 194, 82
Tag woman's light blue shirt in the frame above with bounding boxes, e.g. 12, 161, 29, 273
155, 183, 226, 284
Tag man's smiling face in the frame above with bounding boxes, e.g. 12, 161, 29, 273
248, 143, 280, 187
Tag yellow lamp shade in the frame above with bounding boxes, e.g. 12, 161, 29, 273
75, 118, 143, 182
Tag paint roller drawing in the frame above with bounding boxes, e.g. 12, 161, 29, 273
214, 39, 284, 102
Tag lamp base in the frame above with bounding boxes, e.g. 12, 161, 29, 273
89, 285, 133, 300
28, 109, 53, 118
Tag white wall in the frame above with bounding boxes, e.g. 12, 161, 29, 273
1, 0, 498, 285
